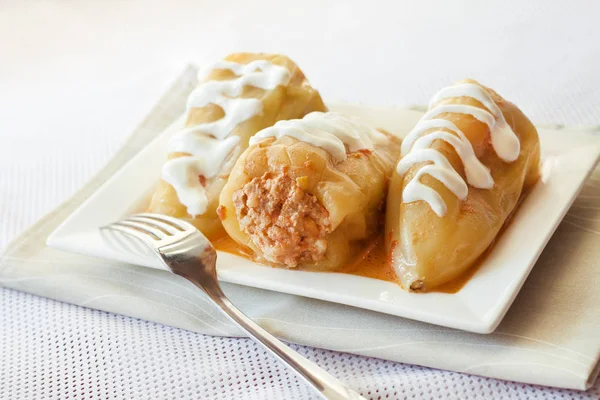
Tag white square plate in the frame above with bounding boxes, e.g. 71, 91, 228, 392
47, 104, 600, 333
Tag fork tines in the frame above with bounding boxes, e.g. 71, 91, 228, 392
101, 213, 196, 243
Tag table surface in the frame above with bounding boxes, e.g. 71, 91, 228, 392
1, 1, 599, 398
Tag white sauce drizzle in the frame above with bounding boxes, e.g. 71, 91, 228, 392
162, 60, 291, 217
398, 83, 521, 216
250, 112, 388, 161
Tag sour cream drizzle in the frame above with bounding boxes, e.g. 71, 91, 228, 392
162, 60, 291, 217
398, 83, 521, 217
250, 111, 388, 161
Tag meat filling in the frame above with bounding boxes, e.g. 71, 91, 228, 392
232, 171, 331, 267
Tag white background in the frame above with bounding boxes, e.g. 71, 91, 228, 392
1, 1, 599, 398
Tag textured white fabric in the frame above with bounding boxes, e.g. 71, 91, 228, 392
2, 1, 600, 399
2, 288, 600, 400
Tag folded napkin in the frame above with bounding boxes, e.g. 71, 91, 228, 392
1, 66, 599, 391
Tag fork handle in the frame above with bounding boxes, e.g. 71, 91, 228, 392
199, 283, 366, 400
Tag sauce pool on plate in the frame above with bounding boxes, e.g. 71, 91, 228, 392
213, 234, 480, 294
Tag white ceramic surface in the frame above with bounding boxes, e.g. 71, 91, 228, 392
46, 104, 600, 334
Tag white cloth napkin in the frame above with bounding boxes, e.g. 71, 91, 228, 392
1, 66, 599, 391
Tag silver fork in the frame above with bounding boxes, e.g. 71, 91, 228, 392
101, 213, 366, 400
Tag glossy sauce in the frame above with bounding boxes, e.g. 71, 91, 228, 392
213, 231, 502, 293
212, 186, 530, 294
337, 233, 489, 294
214, 232, 475, 292
213, 235, 253, 258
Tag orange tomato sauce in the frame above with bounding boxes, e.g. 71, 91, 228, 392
212, 233, 477, 293
213, 189, 529, 294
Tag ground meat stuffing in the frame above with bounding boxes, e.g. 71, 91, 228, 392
232, 171, 331, 268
